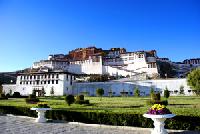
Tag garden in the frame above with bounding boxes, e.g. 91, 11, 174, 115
0, 96, 200, 130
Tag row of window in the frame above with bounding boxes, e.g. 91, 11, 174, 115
20, 80, 59, 85
20, 74, 61, 80
148, 63, 156, 68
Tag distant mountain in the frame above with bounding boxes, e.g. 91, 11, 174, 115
0, 72, 18, 84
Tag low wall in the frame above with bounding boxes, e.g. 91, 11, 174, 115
72, 79, 193, 96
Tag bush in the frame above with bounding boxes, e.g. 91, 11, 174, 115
65, 95, 75, 106
0, 93, 8, 100
164, 89, 170, 98
147, 100, 168, 106
134, 87, 140, 97
1, 105, 200, 131
25, 94, 39, 104
96, 88, 104, 98
151, 93, 160, 101
6, 93, 10, 98
76, 95, 84, 101
13, 92, 21, 98
75, 100, 90, 105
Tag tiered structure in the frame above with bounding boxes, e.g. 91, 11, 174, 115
31, 47, 159, 79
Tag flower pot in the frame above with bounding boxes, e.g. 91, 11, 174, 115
143, 114, 175, 134
30, 108, 52, 123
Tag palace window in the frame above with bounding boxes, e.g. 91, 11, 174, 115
48, 80, 50, 84
56, 74, 59, 78
52, 80, 54, 84
56, 80, 58, 84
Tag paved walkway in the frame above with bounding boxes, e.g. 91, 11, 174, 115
0, 114, 198, 134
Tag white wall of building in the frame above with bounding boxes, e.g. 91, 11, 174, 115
72, 79, 194, 96
5, 72, 75, 96
2, 84, 17, 95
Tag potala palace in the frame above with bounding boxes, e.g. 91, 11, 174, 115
2, 47, 200, 96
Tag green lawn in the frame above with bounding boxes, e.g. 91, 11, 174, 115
1, 96, 200, 116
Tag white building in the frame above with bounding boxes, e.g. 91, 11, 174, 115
12, 71, 76, 96
31, 49, 159, 79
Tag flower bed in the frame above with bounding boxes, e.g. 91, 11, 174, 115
146, 104, 172, 115
34, 102, 50, 108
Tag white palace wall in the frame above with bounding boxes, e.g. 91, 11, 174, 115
72, 78, 193, 96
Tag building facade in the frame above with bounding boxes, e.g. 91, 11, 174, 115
14, 71, 76, 96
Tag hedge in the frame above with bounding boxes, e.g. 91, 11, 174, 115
0, 106, 200, 131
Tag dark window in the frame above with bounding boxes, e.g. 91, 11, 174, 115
45, 75, 47, 78
48, 80, 50, 84
44, 81, 46, 84
56, 74, 59, 78
52, 74, 54, 78
20, 76, 22, 80
70, 75, 72, 85
30, 76, 32, 79
34, 75, 36, 79
52, 80, 54, 84
36, 81, 39, 85
48, 74, 50, 78
56, 80, 58, 84
30, 81, 32, 85
37, 75, 40, 79
20, 82, 22, 85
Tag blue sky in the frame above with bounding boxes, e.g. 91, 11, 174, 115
0, 0, 200, 72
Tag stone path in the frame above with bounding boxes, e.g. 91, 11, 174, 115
0, 114, 198, 134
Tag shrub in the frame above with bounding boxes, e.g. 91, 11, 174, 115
0, 93, 8, 100
134, 87, 140, 97
75, 100, 90, 105
13, 92, 21, 98
147, 100, 168, 106
1, 105, 200, 131
179, 85, 185, 95
150, 87, 154, 97
6, 93, 10, 98
147, 92, 168, 106
76, 95, 84, 101
25, 94, 39, 104
96, 88, 104, 99
164, 89, 170, 98
75, 95, 89, 105
65, 95, 75, 106
151, 93, 160, 101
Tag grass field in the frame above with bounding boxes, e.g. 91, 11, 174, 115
1, 96, 200, 116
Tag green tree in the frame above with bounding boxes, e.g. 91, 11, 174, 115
96, 88, 104, 100
134, 87, 140, 97
179, 85, 185, 95
187, 68, 200, 96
